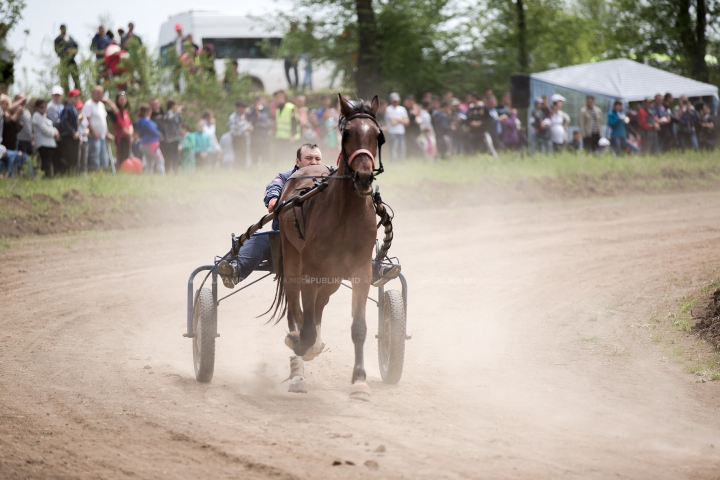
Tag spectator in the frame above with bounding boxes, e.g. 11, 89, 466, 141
54, 25, 80, 92
416, 126, 437, 161
223, 60, 239, 92
376, 99, 389, 128
465, 93, 488, 154
219, 130, 234, 167
485, 95, 504, 149
106, 30, 117, 45
676, 96, 700, 152
280, 22, 301, 88
178, 124, 195, 170
450, 98, 466, 155
1, 94, 31, 177
83, 86, 113, 171
315, 94, 336, 125
434, 101, 455, 159
90, 26, 110, 61
0, 23, 14, 91
162, 100, 183, 172
32, 99, 59, 176
638, 97, 659, 154
135, 104, 165, 174
106, 92, 134, 166
172, 24, 184, 56
530, 96, 552, 154
15, 93, 32, 157
149, 98, 166, 158
201, 109, 221, 153
608, 99, 639, 155
247, 96, 272, 165
320, 107, 338, 156
501, 107, 521, 151
56, 89, 81, 174
273, 90, 298, 160
189, 119, 213, 166
416, 99, 435, 139
385, 92, 409, 161
47, 85, 64, 129
549, 94, 569, 152
658, 93, 676, 152
77, 99, 89, 171
228, 101, 253, 167
568, 130, 583, 152
404, 96, 422, 158
697, 103, 716, 151
120, 22, 142, 49
579, 95, 602, 153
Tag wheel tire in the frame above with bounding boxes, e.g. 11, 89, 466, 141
378, 289, 406, 384
193, 288, 217, 383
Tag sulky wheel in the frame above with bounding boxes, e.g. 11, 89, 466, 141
378, 289, 406, 384
193, 288, 217, 383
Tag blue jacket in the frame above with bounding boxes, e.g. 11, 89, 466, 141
136, 117, 161, 144
608, 110, 627, 139
265, 167, 297, 230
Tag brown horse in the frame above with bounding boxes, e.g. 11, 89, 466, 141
272, 94, 381, 400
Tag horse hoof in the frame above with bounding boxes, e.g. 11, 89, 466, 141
302, 343, 325, 361
288, 376, 307, 394
349, 381, 371, 402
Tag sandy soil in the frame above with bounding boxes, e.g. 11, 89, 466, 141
2, 190, 720, 479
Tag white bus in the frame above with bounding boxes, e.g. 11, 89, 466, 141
158, 10, 333, 92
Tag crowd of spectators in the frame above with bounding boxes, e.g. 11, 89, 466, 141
530, 93, 717, 156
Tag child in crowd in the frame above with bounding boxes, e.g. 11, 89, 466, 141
416, 126, 437, 161
201, 110, 221, 153
135, 104, 165, 174
190, 119, 213, 167
219, 130, 234, 167
569, 130, 583, 152
321, 108, 338, 155
178, 124, 196, 171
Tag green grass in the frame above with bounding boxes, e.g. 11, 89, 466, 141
3, 150, 720, 202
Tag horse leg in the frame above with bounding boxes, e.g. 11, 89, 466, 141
293, 280, 319, 357
281, 241, 303, 351
349, 276, 371, 402
279, 239, 307, 393
302, 284, 337, 361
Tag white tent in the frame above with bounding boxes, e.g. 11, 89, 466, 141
528, 58, 718, 138
530, 58, 718, 104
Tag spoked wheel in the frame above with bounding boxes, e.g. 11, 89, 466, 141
192, 288, 217, 383
378, 289, 406, 384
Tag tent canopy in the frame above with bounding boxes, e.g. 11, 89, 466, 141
530, 58, 718, 102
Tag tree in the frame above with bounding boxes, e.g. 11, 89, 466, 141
0, 0, 26, 31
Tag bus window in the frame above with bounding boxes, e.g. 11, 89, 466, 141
202, 38, 282, 59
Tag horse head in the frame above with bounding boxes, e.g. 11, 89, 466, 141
338, 94, 382, 196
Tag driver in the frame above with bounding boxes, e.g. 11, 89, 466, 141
217, 143, 401, 289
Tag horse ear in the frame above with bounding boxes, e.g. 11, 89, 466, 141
370, 95, 379, 115
338, 94, 352, 117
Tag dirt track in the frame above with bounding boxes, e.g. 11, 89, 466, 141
2, 190, 720, 479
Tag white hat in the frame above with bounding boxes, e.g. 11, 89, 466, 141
51, 85, 63, 96
550, 93, 566, 103
388, 92, 400, 102
598, 137, 610, 147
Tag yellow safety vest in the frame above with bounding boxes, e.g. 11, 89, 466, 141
275, 103, 299, 140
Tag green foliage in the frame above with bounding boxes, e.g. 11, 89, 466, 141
0, 0, 26, 32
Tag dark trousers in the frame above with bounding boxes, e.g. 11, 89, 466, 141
116, 136, 131, 164
583, 133, 600, 153
283, 58, 298, 88
58, 136, 80, 174
37, 146, 55, 177
236, 233, 272, 280
17, 140, 32, 155
162, 140, 180, 172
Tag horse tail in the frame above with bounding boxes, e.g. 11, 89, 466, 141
261, 249, 287, 324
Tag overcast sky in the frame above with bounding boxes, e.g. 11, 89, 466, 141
8, 0, 283, 91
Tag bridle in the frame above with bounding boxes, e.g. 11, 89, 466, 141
336, 111, 385, 179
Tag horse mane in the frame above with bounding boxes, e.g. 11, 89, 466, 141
338, 100, 377, 132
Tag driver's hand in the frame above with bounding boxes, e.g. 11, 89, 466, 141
268, 198, 278, 213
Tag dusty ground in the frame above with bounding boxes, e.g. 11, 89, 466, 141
2, 189, 720, 479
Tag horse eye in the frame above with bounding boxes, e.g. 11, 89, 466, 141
343, 130, 350, 139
